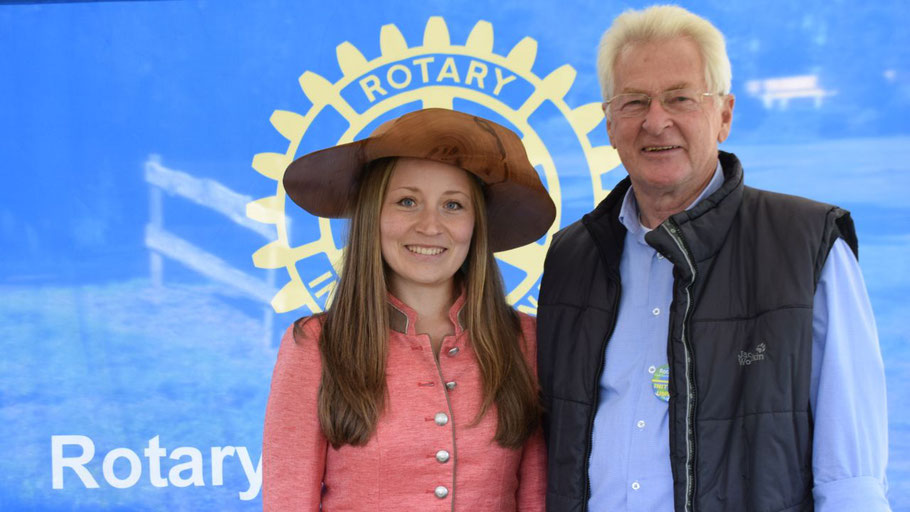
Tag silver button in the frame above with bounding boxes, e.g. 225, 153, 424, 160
652, 307, 660, 316
445, 381, 456, 390
434, 485, 449, 498
435, 450, 450, 463
636, 420, 646, 429
648, 366, 656, 374
434, 412, 449, 425
447, 347, 459, 356
632, 481, 641, 490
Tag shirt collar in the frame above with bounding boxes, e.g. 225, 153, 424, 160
618, 159, 725, 237
386, 289, 467, 336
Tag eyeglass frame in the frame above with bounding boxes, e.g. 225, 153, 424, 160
602, 89, 723, 119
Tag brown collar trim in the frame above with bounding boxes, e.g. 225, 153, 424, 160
388, 302, 410, 334
385, 292, 466, 335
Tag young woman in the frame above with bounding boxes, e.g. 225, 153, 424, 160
263, 108, 555, 511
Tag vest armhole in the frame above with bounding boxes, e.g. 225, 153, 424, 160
813, 207, 858, 287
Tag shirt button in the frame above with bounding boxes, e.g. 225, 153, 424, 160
434, 412, 449, 426
445, 381, 456, 390
652, 307, 660, 316
632, 481, 641, 491
637, 420, 646, 429
447, 347, 459, 357
435, 450, 450, 463
648, 366, 656, 374
657, 253, 665, 260
434, 485, 449, 498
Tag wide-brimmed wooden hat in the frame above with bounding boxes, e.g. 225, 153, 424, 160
283, 108, 555, 252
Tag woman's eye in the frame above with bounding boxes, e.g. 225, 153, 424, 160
397, 197, 416, 207
444, 200, 463, 210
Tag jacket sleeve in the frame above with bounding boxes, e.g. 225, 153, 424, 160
516, 313, 548, 511
262, 320, 327, 511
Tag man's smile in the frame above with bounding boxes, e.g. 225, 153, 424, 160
642, 145, 682, 152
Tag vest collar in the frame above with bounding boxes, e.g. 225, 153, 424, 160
645, 151, 744, 264
584, 151, 745, 278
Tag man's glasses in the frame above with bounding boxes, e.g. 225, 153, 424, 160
604, 89, 719, 118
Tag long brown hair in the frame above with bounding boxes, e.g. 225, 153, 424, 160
297, 157, 540, 449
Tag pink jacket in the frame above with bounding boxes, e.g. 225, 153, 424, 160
262, 293, 546, 511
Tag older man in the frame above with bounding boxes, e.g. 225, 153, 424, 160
537, 5, 890, 512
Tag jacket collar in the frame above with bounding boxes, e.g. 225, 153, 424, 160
386, 290, 467, 336
645, 151, 744, 264
582, 172, 632, 279
583, 151, 744, 276
618, 161, 724, 243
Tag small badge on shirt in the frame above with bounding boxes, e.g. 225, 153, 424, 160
651, 364, 670, 402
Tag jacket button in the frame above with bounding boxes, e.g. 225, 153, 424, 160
436, 450, 450, 463
434, 412, 449, 426
434, 485, 449, 498
447, 347, 459, 357
445, 381, 456, 390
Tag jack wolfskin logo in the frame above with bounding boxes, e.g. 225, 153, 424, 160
738, 342, 767, 366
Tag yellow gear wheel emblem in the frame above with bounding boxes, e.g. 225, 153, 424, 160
247, 17, 621, 315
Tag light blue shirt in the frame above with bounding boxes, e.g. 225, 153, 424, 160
587, 164, 890, 511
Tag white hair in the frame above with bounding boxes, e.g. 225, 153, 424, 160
596, 5, 732, 101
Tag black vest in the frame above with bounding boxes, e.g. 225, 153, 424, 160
537, 152, 858, 512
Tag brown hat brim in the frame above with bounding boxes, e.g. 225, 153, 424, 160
283, 108, 556, 252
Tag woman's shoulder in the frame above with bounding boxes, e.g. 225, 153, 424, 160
514, 311, 537, 333
513, 310, 538, 356
296, 314, 325, 336
279, 314, 325, 349
271, 315, 325, 385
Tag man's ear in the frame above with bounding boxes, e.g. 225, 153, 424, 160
605, 108, 616, 148
717, 93, 735, 143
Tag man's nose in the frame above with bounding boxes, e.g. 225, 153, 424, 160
641, 98, 673, 134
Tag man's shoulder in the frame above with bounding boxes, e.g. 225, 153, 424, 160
740, 185, 851, 235
549, 175, 629, 250
739, 185, 858, 261
540, 214, 613, 305
551, 217, 589, 244
547, 217, 598, 262
742, 185, 842, 216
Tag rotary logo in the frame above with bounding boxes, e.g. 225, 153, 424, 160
247, 17, 620, 315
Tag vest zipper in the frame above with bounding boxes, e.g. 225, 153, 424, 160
582, 277, 622, 511
661, 219, 698, 512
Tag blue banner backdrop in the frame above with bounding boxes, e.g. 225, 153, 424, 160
1, 1, 908, 510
